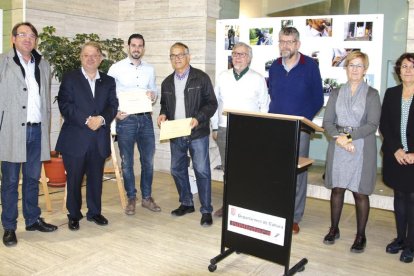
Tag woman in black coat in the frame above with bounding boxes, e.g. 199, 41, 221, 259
380, 52, 414, 263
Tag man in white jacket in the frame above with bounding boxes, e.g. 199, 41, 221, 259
211, 42, 270, 217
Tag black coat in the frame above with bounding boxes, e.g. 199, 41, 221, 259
160, 66, 217, 140
379, 84, 414, 192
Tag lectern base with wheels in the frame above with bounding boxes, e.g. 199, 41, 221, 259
208, 110, 322, 275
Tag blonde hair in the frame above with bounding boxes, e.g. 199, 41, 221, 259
344, 51, 369, 69
81, 41, 103, 55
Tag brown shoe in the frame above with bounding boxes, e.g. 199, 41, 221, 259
292, 223, 300, 234
142, 197, 161, 212
214, 207, 223, 217
125, 197, 136, 215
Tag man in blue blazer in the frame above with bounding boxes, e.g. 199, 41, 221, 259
56, 41, 119, 230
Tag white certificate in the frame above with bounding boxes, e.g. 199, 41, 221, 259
118, 89, 152, 114
159, 118, 192, 140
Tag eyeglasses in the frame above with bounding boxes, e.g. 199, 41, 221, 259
401, 64, 414, 70
278, 40, 296, 46
347, 64, 365, 70
15, 33, 37, 39
231, 52, 248, 58
170, 53, 187, 60
81, 54, 101, 60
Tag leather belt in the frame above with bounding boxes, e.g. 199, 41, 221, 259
336, 125, 357, 134
27, 122, 41, 126
131, 112, 151, 116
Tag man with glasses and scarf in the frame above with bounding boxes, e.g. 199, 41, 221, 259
0, 22, 58, 247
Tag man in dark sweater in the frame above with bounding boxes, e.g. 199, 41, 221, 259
268, 27, 324, 234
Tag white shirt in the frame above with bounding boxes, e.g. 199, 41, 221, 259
107, 57, 157, 97
305, 25, 329, 37
81, 67, 101, 97
17, 50, 41, 123
81, 67, 105, 125
211, 68, 270, 129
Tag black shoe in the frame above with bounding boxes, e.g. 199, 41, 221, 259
3, 230, 17, 247
25, 218, 58, 232
171, 205, 195, 216
350, 235, 366, 253
323, 227, 340, 245
87, 214, 108, 226
386, 238, 404, 254
200, 213, 213, 226
68, 218, 80, 231
400, 248, 414, 263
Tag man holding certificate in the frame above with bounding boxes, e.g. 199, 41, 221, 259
157, 42, 218, 227
108, 34, 161, 215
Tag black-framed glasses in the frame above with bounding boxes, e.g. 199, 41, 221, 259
170, 53, 187, 60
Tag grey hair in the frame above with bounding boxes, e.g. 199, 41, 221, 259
233, 42, 253, 59
279, 27, 300, 41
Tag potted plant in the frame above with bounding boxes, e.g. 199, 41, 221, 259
38, 26, 127, 186
43, 151, 66, 187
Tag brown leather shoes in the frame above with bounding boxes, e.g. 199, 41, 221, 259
142, 197, 161, 212
125, 197, 136, 215
292, 223, 300, 234
214, 207, 223, 217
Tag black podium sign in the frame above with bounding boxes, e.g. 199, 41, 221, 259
209, 110, 322, 275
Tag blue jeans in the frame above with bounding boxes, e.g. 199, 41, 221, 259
116, 113, 155, 199
170, 135, 213, 214
1, 125, 42, 230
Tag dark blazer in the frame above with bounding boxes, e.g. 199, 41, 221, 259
55, 69, 118, 158
380, 84, 414, 192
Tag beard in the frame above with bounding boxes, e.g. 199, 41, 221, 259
280, 49, 295, 59
130, 51, 142, 60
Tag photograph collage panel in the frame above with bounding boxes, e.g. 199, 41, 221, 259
216, 14, 384, 122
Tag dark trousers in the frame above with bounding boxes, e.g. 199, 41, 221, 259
62, 137, 106, 220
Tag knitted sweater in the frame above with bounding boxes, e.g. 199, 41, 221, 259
268, 53, 323, 120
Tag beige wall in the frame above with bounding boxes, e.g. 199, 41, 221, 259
0, 0, 227, 175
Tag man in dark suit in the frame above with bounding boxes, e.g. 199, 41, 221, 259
56, 41, 118, 231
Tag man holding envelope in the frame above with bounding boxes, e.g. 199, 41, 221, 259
157, 42, 218, 226
108, 34, 161, 216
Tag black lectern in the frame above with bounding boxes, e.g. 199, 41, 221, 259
208, 110, 322, 275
